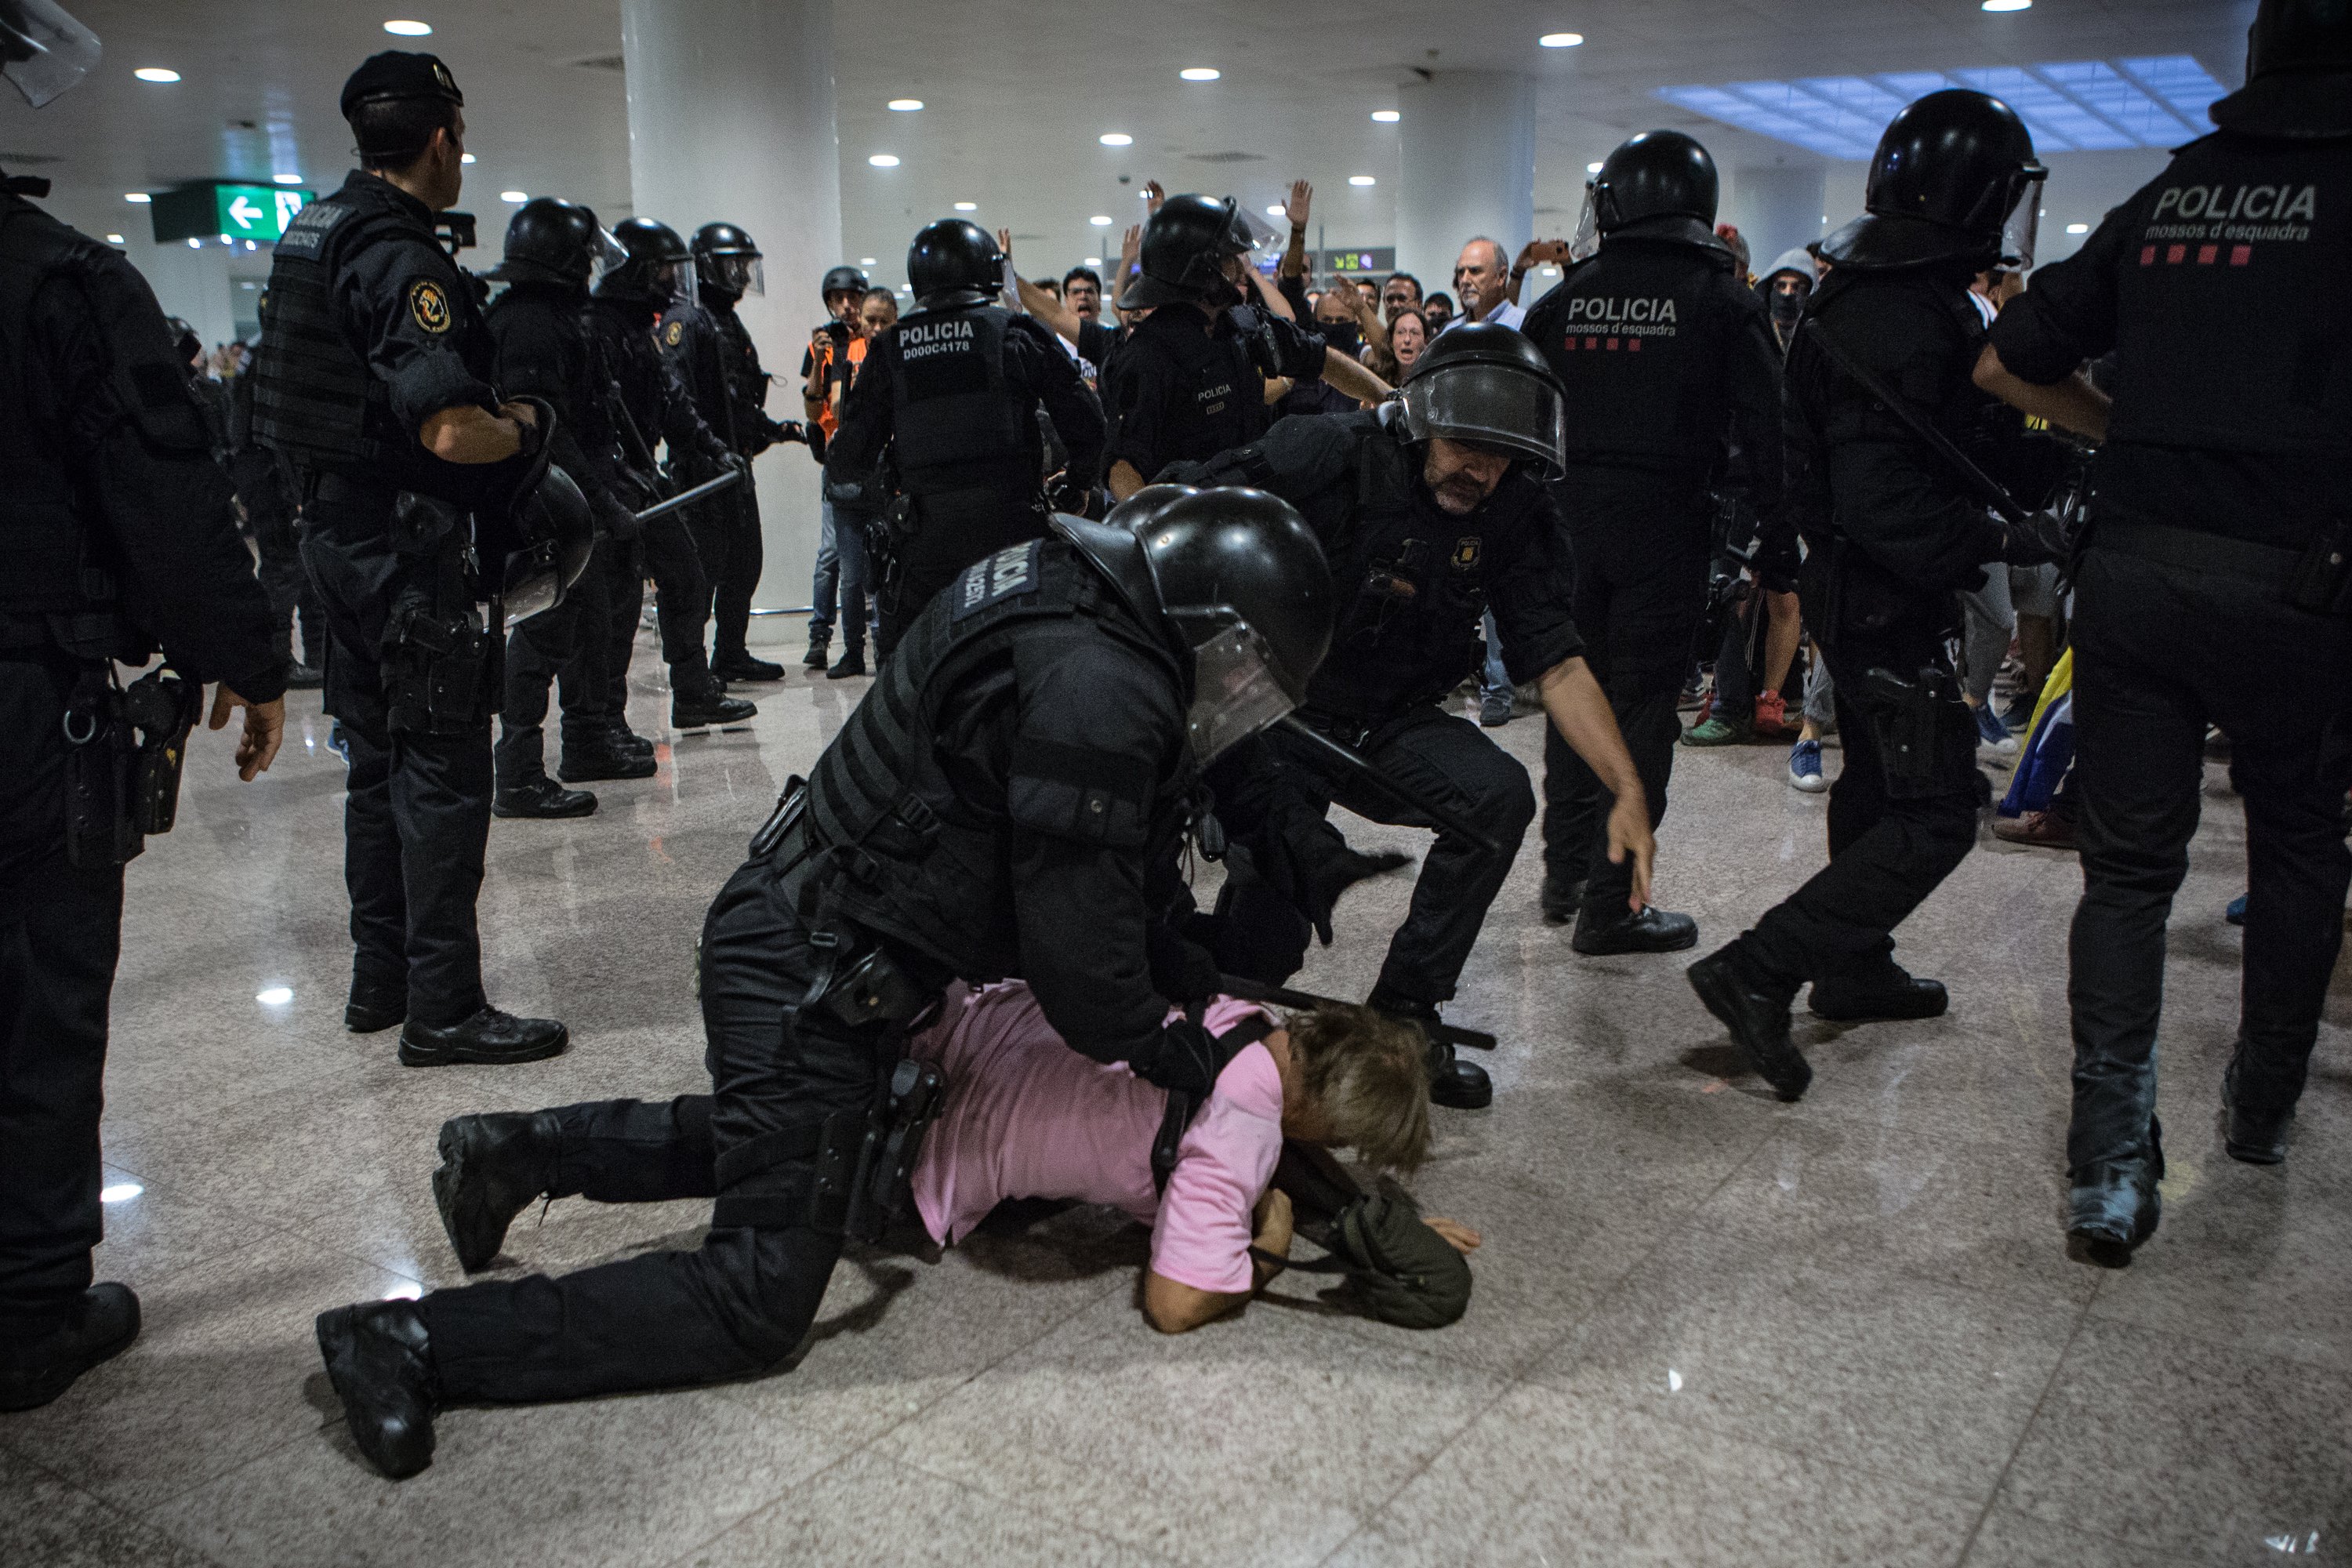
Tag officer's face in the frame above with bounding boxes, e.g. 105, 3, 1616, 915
417, 109, 466, 212
1423, 438, 1512, 516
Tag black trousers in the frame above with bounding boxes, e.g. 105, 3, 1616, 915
418, 856, 898, 1401
1734, 609, 1980, 988
303, 501, 493, 1024
252, 507, 323, 668
495, 559, 612, 786
2066, 539, 2352, 1173
0, 655, 124, 1331
603, 514, 716, 712
686, 486, 764, 663
1542, 486, 1710, 916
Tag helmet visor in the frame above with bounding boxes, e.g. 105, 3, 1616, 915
1400, 363, 1568, 479
1185, 619, 1302, 764
503, 546, 563, 628
0, 0, 99, 108
1232, 203, 1283, 258
586, 227, 630, 290
1999, 172, 2045, 270
1570, 183, 1602, 263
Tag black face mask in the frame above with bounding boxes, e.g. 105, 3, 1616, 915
1316, 319, 1361, 354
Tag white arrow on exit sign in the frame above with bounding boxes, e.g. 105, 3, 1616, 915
227, 195, 262, 229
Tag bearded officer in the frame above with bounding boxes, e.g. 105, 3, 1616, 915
824, 218, 1105, 652
1162, 325, 1655, 1109
1974, 0, 2352, 1255
1685, 89, 2065, 1102
1521, 129, 1784, 956
311, 492, 1334, 1478
659, 221, 808, 684
252, 50, 566, 1065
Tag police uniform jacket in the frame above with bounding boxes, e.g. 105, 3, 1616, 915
1103, 302, 1328, 481
585, 292, 735, 503
1989, 131, 2350, 554
1164, 408, 1584, 724
486, 279, 633, 533
660, 296, 789, 459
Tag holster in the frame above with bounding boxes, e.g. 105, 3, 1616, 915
381, 546, 494, 734
1852, 664, 1965, 801
60, 665, 198, 869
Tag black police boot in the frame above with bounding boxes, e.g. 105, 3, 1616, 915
346, 976, 408, 1035
607, 720, 656, 759
1540, 873, 1587, 926
1808, 964, 1948, 1022
557, 737, 656, 783
0, 1283, 140, 1412
671, 687, 757, 728
826, 644, 867, 680
802, 630, 830, 670
285, 660, 325, 691
2067, 1123, 2164, 1265
1369, 989, 1492, 1111
492, 776, 599, 820
398, 1007, 569, 1069
1685, 945, 1810, 1101
713, 650, 786, 683
1573, 903, 1699, 956
315, 1299, 438, 1480
2222, 1051, 2291, 1166
432, 1111, 561, 1272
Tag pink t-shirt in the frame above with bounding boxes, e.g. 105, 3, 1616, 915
907, 983, 1283, 1295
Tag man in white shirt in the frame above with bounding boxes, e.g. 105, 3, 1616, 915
1445, 238, 1524, 331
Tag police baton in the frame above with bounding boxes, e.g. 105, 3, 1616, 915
1275, 714, 1504, 858
1214, 974, 1497, 1053
631, 466, 745, 527
1805, 321, 2029, 526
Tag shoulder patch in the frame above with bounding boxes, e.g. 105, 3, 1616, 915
952, 539, 1043, 620
408, 278, 452, 334
663, 318, 684, 348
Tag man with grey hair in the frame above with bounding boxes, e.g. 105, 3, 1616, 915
1447, 238, 1524, 331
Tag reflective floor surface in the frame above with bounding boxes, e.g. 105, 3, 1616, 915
4, 635, 2345, 1567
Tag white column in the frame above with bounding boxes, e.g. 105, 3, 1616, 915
619, 0, 843, 630
1395, 71, 1536, 299
1726, 164, 1829, 274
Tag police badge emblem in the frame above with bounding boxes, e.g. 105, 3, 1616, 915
408, 279, 452, 334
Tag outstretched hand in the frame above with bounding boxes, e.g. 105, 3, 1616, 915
1284, 179, 1312, 229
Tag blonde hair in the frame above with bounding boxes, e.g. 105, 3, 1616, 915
1285, 1004, 1433, 1176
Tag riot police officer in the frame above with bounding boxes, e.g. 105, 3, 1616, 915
1163, 325, 1657, 1109
660, 221, 807, 684
1522, 130, 1784, 955
1102, 193, 1392, 495
485, 198, 635, 818
580, 218, 753, 743
824, 218, 1106, 650
1686, 89, 2065, 1102
1975, 0, 2352, 1255
0, 15, 286, 1408
227, 323, 324, 687
252, 50, 568, 1065
312, 493, 1334, 1478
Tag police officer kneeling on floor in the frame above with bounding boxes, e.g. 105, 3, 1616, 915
1522, 129, 1784, 956
1162, 325, 1657, 1111
252, 49, 569, 1065
0, 1, 288, 1408
824, 217, 1105, 652
312, 490, 1336, 1479
1684, 88, 2068, 1102
1973, 0, 2352, 1258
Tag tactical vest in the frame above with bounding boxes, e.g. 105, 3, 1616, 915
251, 189, 419, 473
888, 304, 1036, 496
2104, 132, 2350, 458
0, 198, 101, 619
786, 538, 1189, 972
1527, 237, 1747, 473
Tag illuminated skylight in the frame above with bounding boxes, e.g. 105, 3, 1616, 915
1656, 54, 2225, 159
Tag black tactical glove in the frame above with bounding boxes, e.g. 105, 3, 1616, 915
1247, 813, 1412, 946
2000, 508, 2071, 567
1145, 921, 1222, 1013
592, 488, 641, 544
1136, 1011, 1278, 1098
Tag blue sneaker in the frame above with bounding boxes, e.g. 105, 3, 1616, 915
2226, 894, 2247, 927
1788, 738, 1827, 793
1974, 702, 2018, 756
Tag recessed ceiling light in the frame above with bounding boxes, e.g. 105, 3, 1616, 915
133, 67, 180, 82
273, 173, 303, 185
1180, 67, 1221, 82
100, 1182, 143, 1203
953, 201, 978, 211
1348, 175, 1376, 187
1981, 0, 2030, 9
125, 191, 151, 203
2065, 222, 2089, 234
1265, 205, 1285, 216
383, 19, 433, 36
888, 98, 924, 111
186, 238, 201, 248
1539, 32, 1584, 48
104, 233, 123, 243
859, 256, 877, 265
1098, 132, 1132, 147
499, 189, 527, 202
1085, 256, 1102, 266
460, 152, 476, 164
1371, 109, 1400, 123
869, 153, 900, 167
1089, 214, 1112, 226
256, 986, 293, 1005
1587, 161, 1604, 173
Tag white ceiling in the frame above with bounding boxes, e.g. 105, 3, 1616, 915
9, 0, 2252, 301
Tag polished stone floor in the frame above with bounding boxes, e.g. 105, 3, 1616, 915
4, 633, 2345, 1568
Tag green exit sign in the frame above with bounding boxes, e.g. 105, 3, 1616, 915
149, 182, 314, 245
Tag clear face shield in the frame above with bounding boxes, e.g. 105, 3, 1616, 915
0, 0, 100, 108
712, 252, 764, 296
1570, 180, 1603, 263
654, 257, 695, 310
1182, 617, 1303, 765
585, 227, 630, 292
1998, 168, 2047, 270
1399, 364, 1569, 481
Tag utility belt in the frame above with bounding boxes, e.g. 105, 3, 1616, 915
60, 663, 201, 869
2089, 519, 2350, 615
1802, 533, 1962, 652
381, 543, 497, 735
1846, 663, 1971, 801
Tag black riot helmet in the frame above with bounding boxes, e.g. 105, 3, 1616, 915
1119, 194, 1271, 311
597, 216, 693, 304
907, 218, 1004, 310
1821, 89, 2045, 272
490, 198, 617, 289
0, 0, 100, 107
820, 264, 869, 310
1571, 130, 1721, 258
691, 222, 764, 298
503, 464, 596, 627
164, 316, 201, 368
1052, 487, 1334, 764
2212, 0, 2352, 137
1393, 322, 1567, 481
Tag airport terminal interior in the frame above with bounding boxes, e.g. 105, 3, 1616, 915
2, 1, 2348, 1565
